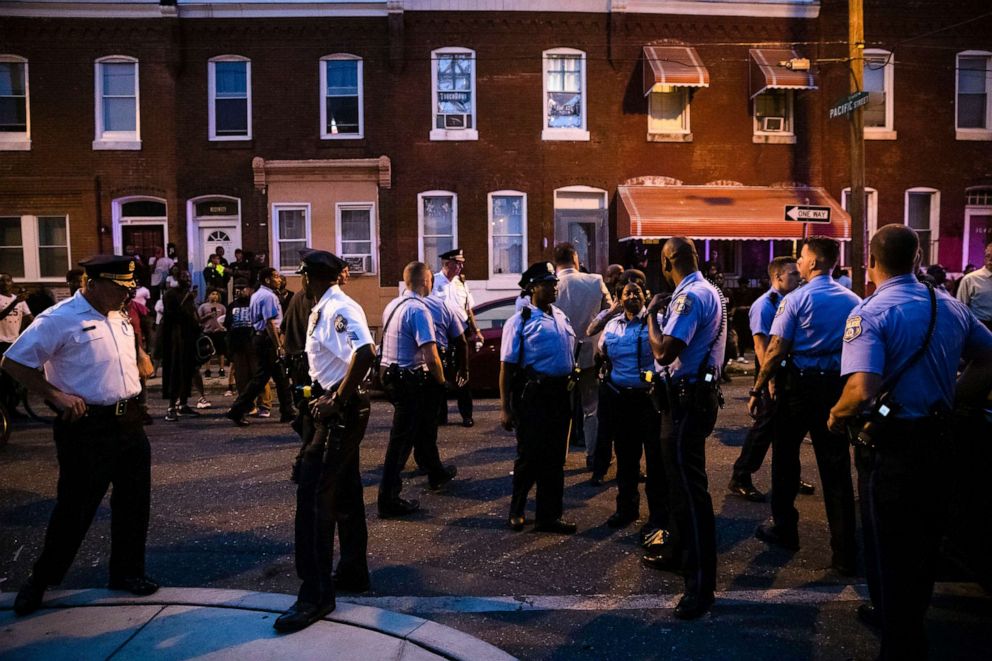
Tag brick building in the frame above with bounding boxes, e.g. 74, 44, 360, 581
1, 0, 990, 322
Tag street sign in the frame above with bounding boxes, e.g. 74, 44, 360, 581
828, 91, 870, 119
784, 205, 831, 222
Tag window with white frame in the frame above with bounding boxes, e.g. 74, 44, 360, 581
272, 205, 310, 273
94, 56, 140, 149
0, 56, 29, 150
905, 188, 940, 266
863, 49, 895, 137
956, 51, 992, 139
209, 56, 251, 140
489, 192, 526, 278
543, 49, 588, 140
0, 214, 70, 280
336, 203, 376, 274
648, 86, 689, 134
842, 186, 880, 237
321, 55, 363, 139
753, 89, 793, 136
418, 192, 457, 270
431, 48, 477, 141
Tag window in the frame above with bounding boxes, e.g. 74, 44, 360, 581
0, 56, 29, 150
94, 56, 140, 149
320, 55, 363, 139
842, 187, 880, 237
473, 299, 517, 331
336, 203, 376, 274
0, 215, 70, 281
543, 49, 588, 141
431, 48, 477, 141
648, 86, 689, 135
905, 188, 940, 266
753, 89, 794, 141
209, 56, 251, 140
272, 205, 311, 273
418, 192, 457, 270
863, 49, 895, 138
956, 51, 992, 140
489, 191, 527, 279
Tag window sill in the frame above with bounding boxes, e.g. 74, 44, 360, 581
430, 129, 479, 141
207, 140, 254, 149
0, 140, 31, 151
956, 129, 992, 141
209, 136, 253, 142
647, 132, 692, 143
542, 128, 590, 142
865, 129, 898, 140
321, 134, 365, 141
93, 139, 141, 151
752, 134, 796, 145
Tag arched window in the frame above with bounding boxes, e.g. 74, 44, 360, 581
418, 191, 457, 270
488, 191, 527, 279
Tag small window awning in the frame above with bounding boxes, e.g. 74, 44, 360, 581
643, 46, 710, 96
749, 48, 817, 99
618, 185, 851, 241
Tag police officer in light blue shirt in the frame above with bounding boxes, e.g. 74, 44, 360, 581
827, 225, 992, 659
643, 237, 726, 620
749, 236, 860, 576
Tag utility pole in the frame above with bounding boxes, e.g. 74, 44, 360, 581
849, 0, 867, 293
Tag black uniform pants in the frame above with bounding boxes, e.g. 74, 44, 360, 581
660, 385, 719, 597
732, 395, 776, 479
32, 402, 150, 585
414, 381, 448, 475
379, 374, 446, 505
293, 390, 370, 604
855, 421, 950, 661
510, 376, 571, 524
771, 372, 857, 568
230, 332, 294, 419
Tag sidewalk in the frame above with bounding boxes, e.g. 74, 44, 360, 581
0, 588, 516, 661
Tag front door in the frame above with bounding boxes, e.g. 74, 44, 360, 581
199, 226, 237, 268
554, 209, 608, 274
122, 225, 165, 279
965, 212, 992, 269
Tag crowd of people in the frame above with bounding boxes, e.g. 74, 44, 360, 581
2, 232, 991, 661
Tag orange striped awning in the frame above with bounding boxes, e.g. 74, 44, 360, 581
749, 48, 817, 99
643, 46, 710, 96
618, 185, 850, 241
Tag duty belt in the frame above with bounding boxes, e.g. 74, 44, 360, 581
85, 396, 139, 418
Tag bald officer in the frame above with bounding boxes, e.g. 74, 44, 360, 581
500, 262, 578, 535
828, 225, 992, 660
275, 251, 375, 633
6, 256, 158, 616
749, 237, 860, 576
643, 237, 726, 620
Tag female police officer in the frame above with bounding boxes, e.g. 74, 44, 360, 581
499, 262, 577, 534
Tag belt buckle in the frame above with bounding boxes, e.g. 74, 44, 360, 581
115, 399, 127, 416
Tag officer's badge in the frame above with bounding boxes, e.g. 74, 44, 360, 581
843, 316, 863, 342
775, 299, 787, 317
672, 293, 691, 315
334, 314, 348, 333
128, 260, 135, 272
306, 310, 319, 337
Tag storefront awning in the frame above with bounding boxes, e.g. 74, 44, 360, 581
643, 46, 710, 96
749, 48, 817, 99
618, 185, 850, 241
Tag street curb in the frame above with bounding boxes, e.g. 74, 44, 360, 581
0, 588, 517, 661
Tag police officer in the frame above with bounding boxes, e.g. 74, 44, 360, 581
274, 251, 375, 633
596, 280, 667, 531
828, 225, 992, 660
500, 262, 578, 535
642, 237, 726, 620
6, 256, 158, 615
433, 248, 483, 427
748, 237, 860, 576
377, 262, 450, 518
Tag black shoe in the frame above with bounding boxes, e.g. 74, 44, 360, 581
857, 602, 882, 628
798, 480, 816, 495
333, 573, 371, 594
607, 511, 637, 529
674, 592, 714, 620
273, 598, 336, 633
13, 576, 46, 616
755, 520, 800, 551
378, 498, 421, 518
642, 547, 681, 573
585, 456, 594, 470
461, 418, 474, 428
108, 575, 160, 596
728, 476, 766, 502
508, 515, 526, 532
226, 409, 250, 427
428, 465, 457, 491
534, 519, 577, 534
589, 474, 605, 487
280, 411, 297, 423
178, 405, 200, 416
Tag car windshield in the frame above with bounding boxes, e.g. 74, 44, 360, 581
474, 300, 517, 330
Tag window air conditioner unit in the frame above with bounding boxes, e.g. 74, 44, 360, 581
440, 113, 469, 130
344, 256, 368, 274
762, 116, 785, 132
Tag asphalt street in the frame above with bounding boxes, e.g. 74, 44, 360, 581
2, 377, 990, 660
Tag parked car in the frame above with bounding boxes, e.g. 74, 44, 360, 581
468, 296, 521, 393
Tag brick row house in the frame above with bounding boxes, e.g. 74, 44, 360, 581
1, 0, 990, 325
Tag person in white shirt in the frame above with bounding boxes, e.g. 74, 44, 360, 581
957, 241, 992, 331
432, 248, 482, 427
0, 272, 34, 413
148, 245, 174, 302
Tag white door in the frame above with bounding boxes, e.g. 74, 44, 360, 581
199, 226, 238, 268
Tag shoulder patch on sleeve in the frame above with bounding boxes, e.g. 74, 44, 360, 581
775, 299, 787, 317
334, 314, 348, 333
672, 293, 692, 315
843, 315, 863, 342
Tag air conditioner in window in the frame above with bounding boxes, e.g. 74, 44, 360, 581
762, 116, 786, 132
439, 113, 470, 130
344, 256, 368, 274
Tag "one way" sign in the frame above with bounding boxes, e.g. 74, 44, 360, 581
784, 205, 831, 223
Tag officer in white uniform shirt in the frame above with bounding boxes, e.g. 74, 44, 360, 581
275, 251, 375, 633
432, 248, 482, 426
0, 272, 34, 413
5, 255, 159, 616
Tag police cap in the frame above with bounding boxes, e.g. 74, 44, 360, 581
518, 261, 558, 289
295, 250, 348, 277
79, 255, 137, 288
439, 248, 465, 262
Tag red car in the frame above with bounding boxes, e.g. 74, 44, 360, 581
467, 296, 521, 393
